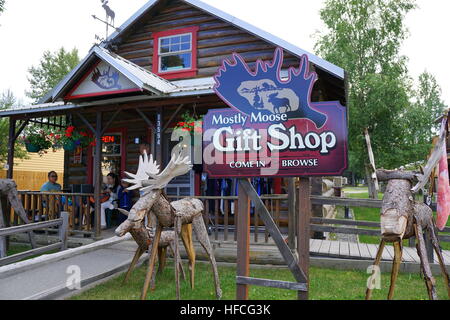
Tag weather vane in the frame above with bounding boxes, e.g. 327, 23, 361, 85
92, 0, 120, 43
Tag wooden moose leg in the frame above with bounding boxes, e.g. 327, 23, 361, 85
192, 215, 222, 299
168, 242, 186, 281
123, 247, 145, 285
414, 223, 438, 300
428, 222, 450, 298
150, 247, 165, 291
174, 219, 182, 300
387, 241, 403, 300
366, 240, 386, 300
180, 223, 196, 289
141, 224, 162, 300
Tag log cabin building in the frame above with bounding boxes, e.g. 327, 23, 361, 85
0, 0, 346, 237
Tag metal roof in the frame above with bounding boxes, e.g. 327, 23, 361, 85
0, 77, 216, 117
103, 0, 345, 79
49, 46, 177, 101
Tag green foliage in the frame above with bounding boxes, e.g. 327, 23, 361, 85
315, 0, 422, 174
0, 90, 27, 164
26, 47, 80, 103
50, 126, 94, 149
18, 128, 53, 155
70, 261, 449, 300
0, 0, 5, 14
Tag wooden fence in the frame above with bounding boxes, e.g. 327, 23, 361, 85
15, 191, 94, 236
0, 171, 64, 191
0, 212, 69, 266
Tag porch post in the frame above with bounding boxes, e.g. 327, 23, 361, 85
7, 118, 16, 179
297, 177, 311, 300
94, 112, 103, 237
236, 178, 251, 300
156, 107, 163, 166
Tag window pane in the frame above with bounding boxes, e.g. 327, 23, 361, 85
181, 34, 191, 43
160, 53, 192, 71
171, 36, 181, 44
180, 43, 190, 51
160, 45, 170, 53
170, 44, 180, 52
160, 38, 170, 46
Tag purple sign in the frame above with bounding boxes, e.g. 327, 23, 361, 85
203, 48, 348, 178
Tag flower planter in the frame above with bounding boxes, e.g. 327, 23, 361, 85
25, 143, 42, 153
63, 141, 76, 151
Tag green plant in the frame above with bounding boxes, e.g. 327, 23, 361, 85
19, 129, 53, 155
51, 126, 94, 149
174, 111, 203, 133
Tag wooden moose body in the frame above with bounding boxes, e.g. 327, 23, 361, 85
366, 170, 450, 300
115, 150, 222, 300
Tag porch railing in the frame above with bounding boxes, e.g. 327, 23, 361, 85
167, 194, 290, 243
0, 211, 69, 266
16, 191, 95, 236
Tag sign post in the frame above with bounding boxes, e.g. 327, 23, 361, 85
204, 48, 348, 300
236, 179, 251, 300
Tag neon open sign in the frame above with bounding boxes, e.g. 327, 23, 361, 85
102, 135, 116, 143
202, 48, 348, 177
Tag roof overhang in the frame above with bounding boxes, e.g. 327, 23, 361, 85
50, 46, 177, 102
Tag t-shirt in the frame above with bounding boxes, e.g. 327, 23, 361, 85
40, 181, 62, 192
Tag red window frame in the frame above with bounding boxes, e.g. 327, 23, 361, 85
87, 127, 128, 184
152, 26, 199, 80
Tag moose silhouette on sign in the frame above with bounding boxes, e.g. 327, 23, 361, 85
268, 92, 292, 114
214, 48, 328, 128
91, 66, 121, 90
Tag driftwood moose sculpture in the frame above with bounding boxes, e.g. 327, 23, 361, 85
115, 150, 222, 300
0, 179, 36, 257
118, 214, 187, 290
366, 119, 450, 300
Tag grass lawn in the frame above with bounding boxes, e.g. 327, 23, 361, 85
5, 243, 59, 262
343, 187, 450, 249
71, 262, 449, 300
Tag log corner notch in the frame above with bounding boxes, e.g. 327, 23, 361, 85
376, 169, 422, 184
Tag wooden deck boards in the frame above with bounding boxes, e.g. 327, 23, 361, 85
309, 239, 450, 265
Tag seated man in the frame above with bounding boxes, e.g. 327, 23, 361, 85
39, 171, 62, 221
40, 171, 62, 192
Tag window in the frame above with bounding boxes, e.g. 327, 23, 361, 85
87, 129, 127, 184
152, 26, 199, 79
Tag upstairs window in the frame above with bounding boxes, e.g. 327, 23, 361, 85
152, 26, 199, 80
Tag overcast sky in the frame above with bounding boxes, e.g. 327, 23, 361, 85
0, 0, 448, 106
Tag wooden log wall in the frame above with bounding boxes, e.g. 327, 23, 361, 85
112, 0, 301, 76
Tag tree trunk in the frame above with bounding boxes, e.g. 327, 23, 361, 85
366, 165, 378, 199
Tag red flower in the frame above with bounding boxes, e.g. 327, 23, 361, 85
67, 126, 75, 133
182, 127, 191, 132
80, 131, 88, 137
189, 122, 195, 127
65, 132, 72, 138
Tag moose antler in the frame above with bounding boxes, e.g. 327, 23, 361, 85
124, 149, 192, 192
124, 151, 160, 191
141, 149, 192, 192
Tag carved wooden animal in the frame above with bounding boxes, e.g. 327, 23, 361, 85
116, 151, 222, 300
365, 170, 450, 300
117, 209, 187, 288
0, 179, 36, 256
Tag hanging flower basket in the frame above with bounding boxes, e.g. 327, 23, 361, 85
174, 112, 203, 146
63, 141, 76, 151
51, 126, 94, 150
19, 129, 53, 156
25, 143, 42, 153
